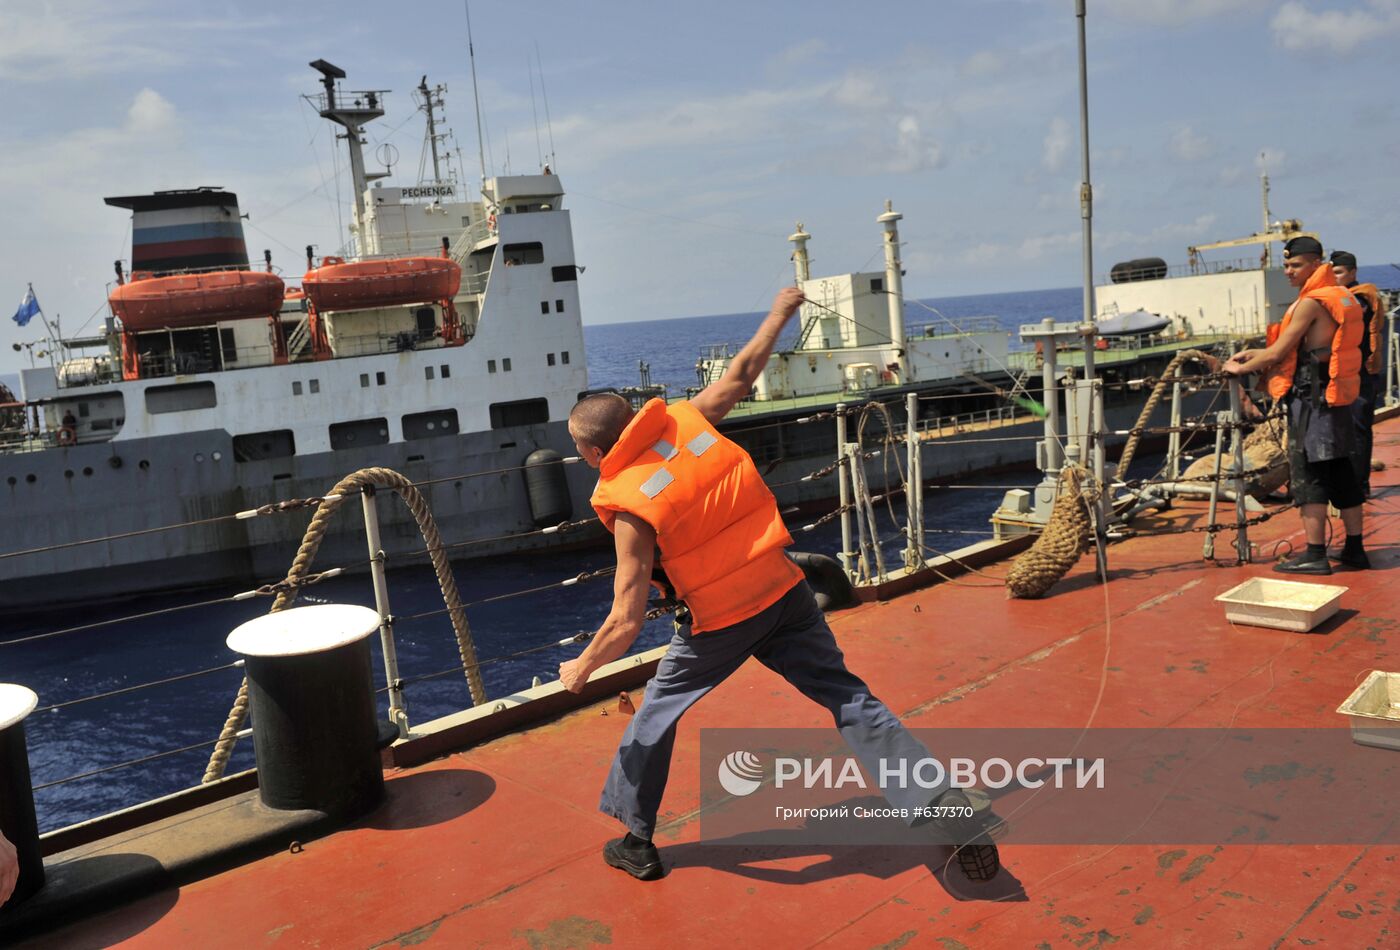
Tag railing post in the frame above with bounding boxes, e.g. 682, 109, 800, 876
1166, 364, 1185, 480
1203, 411, 1229, 560
904, 392, 921, 569
1227, 383, 1251, 563
361, 485, 409, 737
0, 685, 43, 906
834, 404, 855, 581
913, 398, 925, 560
1387, 304, 1399, 408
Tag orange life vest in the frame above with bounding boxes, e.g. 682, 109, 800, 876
1351, 282, 1384, 376
591, 398, 803, 634
1265, 264, 1363, 406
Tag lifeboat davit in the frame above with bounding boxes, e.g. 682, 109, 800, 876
301, 256, 462, 312
109, 270, 285, 331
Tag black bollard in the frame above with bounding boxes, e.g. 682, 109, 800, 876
0, 685, 44, 908
226, 605, 385, 822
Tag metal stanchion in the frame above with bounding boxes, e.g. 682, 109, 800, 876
904, 392, 921, 569
835, 404, 855, 581
361, 485, 408, 737
1227, 384, 1252, 563
1203, 411, 1229, 560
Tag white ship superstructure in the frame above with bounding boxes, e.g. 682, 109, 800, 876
1094, 170, 1310, 338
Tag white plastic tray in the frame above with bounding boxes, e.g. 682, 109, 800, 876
1336, 671, 1400, 751
1214, 577, 1347, 632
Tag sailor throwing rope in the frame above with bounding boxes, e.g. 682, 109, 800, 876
560, 287, 1001, 882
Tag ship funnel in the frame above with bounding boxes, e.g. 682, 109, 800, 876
104, 187, 251, 275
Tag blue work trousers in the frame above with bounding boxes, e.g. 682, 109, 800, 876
599, 581, 941, 839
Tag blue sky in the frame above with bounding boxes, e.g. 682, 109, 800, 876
2, 0, 1397, 373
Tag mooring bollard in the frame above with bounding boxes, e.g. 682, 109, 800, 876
226, 604, 388, 821
0, 684, 44, 907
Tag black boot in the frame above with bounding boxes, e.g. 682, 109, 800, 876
921, 789, 1001, 881
1274, 546, 1332, 575
603, 832, 665, 881
1329, 535, 1371, 570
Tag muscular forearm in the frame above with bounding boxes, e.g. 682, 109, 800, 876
725, 307, 791, 387
576, 612, 642, 675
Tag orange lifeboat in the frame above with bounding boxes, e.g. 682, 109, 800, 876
301, 257, 461, 312
109, 270, 285, 331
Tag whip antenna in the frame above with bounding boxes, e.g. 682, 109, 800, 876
464, 0, 489, 188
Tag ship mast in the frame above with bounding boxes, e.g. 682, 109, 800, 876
418, 76, 448, 184
309, 59, 388, 238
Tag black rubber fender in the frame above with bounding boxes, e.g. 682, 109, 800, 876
789, 551, 857, 611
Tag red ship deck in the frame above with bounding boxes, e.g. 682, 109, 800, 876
27, 418, 1400, 949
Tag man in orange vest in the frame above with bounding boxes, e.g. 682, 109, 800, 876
560, 287, 1000, 883
1330, 250, 1383, 498
1225, 237, 1367, 573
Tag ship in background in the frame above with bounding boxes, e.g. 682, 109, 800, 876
0, 61, 596, 611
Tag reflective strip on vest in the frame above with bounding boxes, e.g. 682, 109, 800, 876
686, 431, 718, 457
639, 468, 674, 498
652, 439, 679, 461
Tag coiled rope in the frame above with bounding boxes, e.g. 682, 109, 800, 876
1004, 465, 1096, 599
202, 467, 483, 784
1115, 349, 1215, 477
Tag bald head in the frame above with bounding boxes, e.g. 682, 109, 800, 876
569, 393, 634, 459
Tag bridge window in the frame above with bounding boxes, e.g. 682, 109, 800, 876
146, 381, 216, 414
233, 429, 296, 462
489, 398, 549, 429
552, 265, 578, 282
502, 242, 544, 266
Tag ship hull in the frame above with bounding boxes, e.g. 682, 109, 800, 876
0, 378, 1219, 613
0, 420, 602, 614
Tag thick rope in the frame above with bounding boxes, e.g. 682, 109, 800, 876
1116, 349, 1214, 476
1180, 411, 1289, 496
202, 467, 484, 784
1005, 465, 1094, 599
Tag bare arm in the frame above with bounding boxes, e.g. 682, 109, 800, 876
559, 512, 656, 692
1225, 298, 1325, 375
691, 287, 805, 425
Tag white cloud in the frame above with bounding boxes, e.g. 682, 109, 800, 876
1270, 0, 1400, 53
886, 116, 944, 174
1168, 125, 1215, 162
1043, 117, 1072, 173
959, 50, 1006, 78
768, 39, 827, 72
1099, 0, 1269, 25
830, 70, 892, 111
0, 1, 279, 82
127, 88, 177, 133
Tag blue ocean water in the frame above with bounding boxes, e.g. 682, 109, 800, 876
3, 266, 1396, 832
583, 286, 1084, 396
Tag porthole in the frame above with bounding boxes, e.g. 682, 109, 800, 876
26, 474, 36, 483
6, 476, 15, 486
65, 470, 74, 479
194, 453, 205, 463
139, 460, 150, 470
82, 467, 93, 477
211, 451, 222, 462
